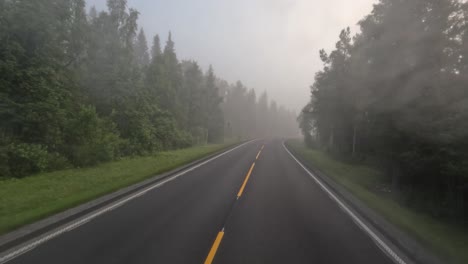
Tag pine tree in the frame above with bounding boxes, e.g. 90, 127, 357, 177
204, 66, 224, 142
151, 34, 162, 59
134, 28, 150, 67
161, 32, 183, 122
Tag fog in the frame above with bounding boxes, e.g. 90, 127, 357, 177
2, 1, 468, 262
86, 0, 376, 111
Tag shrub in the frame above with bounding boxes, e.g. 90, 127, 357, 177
0, 144, 10, 177
174, 130, 193, 149
7, 143, 49, 177
65, 105, 121, 166
46, 152, 71, 171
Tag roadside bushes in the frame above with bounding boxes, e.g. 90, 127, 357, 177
64, 105, 121, 167
6, 143, 48, 177
0, 102, 200, 178
2, 143, 70, 178
0, 106, 120, 177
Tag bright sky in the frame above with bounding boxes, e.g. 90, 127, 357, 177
87, 0, 377, 111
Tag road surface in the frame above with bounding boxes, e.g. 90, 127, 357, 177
5, 139, 395, 264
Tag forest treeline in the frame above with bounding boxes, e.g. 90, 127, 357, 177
299, 0, 468, 220
0, 0, 297, 178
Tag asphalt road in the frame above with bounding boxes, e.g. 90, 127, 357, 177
6, 139, 395, 264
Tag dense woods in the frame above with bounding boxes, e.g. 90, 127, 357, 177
0, 0, 297, 178
299, 0, 468, 221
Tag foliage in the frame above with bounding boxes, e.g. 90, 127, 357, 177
221, 81, 298, 139
64, 105, 121, 166
300, 0, 468, 221
0, 0, 298, 178
6, 143, 49, 177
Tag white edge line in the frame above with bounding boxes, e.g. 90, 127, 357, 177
0, 140, 256, 264
282, 142, 406, 264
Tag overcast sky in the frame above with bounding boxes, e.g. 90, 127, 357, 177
87, 0, 377, 111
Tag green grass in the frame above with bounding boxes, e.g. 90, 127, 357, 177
0, 142, 237, 235
286, 139, 468, 264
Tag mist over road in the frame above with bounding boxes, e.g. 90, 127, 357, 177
7, 140, 393, 264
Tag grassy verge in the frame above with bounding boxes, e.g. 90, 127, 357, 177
286, 139, 467, 264
0, 141, 237, 235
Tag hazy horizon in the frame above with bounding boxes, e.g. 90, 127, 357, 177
86, 0, 377, 112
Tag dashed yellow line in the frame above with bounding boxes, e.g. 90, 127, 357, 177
204, 146, 262, 264
204, 231, 225, 264
256, 150, 262, 160
256, 145, 264, 159
237, 162, 255, 198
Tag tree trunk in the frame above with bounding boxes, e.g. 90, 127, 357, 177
391, 161, 401, 193
352, 123, 357, 157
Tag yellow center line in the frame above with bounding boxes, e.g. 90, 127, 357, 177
204, 153, 260, 264
237, 162, 256, 198
255, 150, 262, 160
204, 231, 225, 264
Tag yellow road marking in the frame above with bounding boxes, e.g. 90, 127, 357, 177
261, 144, 264, 150
237, 162, 255, 198
204, 231, 225, 264
256, 150, 262, 160
204, 152, 259, 264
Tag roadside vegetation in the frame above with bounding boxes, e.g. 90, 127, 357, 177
298, 0, 468, 261
0, 0, 297, 179
295, 2, 468, 262
0, 142, 237, 235
287, 139, 468, 264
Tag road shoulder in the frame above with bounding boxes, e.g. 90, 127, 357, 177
0, 141, 248, 255
284, 140, 444, 264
